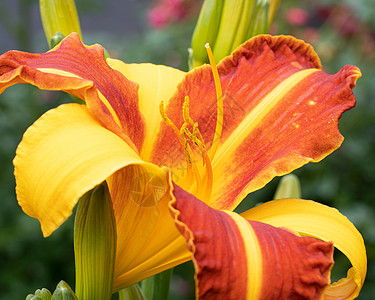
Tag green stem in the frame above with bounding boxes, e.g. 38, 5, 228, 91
141, 268, 174, 300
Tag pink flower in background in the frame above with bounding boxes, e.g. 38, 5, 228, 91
147, 0, 200, 29
286, 7, 310, 26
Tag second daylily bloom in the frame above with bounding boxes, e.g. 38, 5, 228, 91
0, 33, 366, 298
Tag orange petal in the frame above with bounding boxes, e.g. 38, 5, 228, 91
149, 35, 360, 209
170, 183, 334, 299
0, 33, 144, 151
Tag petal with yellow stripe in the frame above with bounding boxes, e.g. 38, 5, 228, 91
0, 33, 144, 150
241, 198, 367, 299
149, 35, 360, 210
170, 183, 334, 299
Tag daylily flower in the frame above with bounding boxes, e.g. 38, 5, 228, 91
0, 33, 366, 298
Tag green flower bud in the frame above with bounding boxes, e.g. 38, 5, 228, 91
35, 288, 52, 300
268, 0, 281, 28
50, 31, 65, 49
190, 0, 281, 68
39, 0, 82, 48
246, 0, 270, 38
26, 296, 43, 300
74, 182, 117, 300
51, 281, 77, 300
213, 0, 256, 61
190, 0, 223, 68
25, 288, 52, 300
118, 284, 146, 300
273, 174, 301, 200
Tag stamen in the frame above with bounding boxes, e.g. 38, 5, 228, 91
159, 101, 201, 186
159, 91, 215, 199
181, 97, 213, 200
205, 43, 224, 162
183, 96, 193, 125
159, 101, 187, 149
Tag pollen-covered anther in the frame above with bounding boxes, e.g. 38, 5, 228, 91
159, 96, 213, 200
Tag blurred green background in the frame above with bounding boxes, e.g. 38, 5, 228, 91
0, 0, 374, 299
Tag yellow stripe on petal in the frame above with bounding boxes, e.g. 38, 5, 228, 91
170, 183, 334, 299
241, 198, 367, 299
212, 67, 318, 170
36, 68, 81, 78
14, 103, 157, 237
223, 211, 262, 299
149, 35, 359, 211
170, 183, 252, 299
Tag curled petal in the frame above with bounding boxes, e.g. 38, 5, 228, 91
170, 184, 334, 299
16, 103, 189, 286
242, 198, 367, 299
14, 103, 154, 236
0, 33, 144, 150
111, 172, 190, 291
150, 35, 360, 209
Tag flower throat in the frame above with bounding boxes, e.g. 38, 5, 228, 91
160, 44, 223, 200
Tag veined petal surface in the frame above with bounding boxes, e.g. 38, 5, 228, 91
13, 103, 155, 237
149, 35, 360, 209
242, 198, 367, 299
0, 33, 144, 150
170, 184, 334, 300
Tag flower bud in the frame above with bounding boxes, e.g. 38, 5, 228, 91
26, 296, 43, 300
268, 0, 281, 28
246, 0, 281, 38
51, 281, 77, 300
35, 288, 52, 300
118, 284, 146, 300
273, 174, 301, 200
190, 0, 281, 67
213, 0, 257, 61
190, 0, 223, 68
25, 288, 52, 300
39, 0, 82, 48
50, 31, 65, 49
246, 0, 270, 38
74, 182, 117, 300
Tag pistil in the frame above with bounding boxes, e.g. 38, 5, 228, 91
205, 43, 223, 162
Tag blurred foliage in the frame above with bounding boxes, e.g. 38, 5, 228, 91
0, 0, 374, 299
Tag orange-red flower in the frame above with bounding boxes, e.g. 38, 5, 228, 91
0, 33, 366, 298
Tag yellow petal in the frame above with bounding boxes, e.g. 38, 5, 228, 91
241, 198, 367, 299
14, 103, 157, 237
106, 60, 186, 161
112, 172, 190, 291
